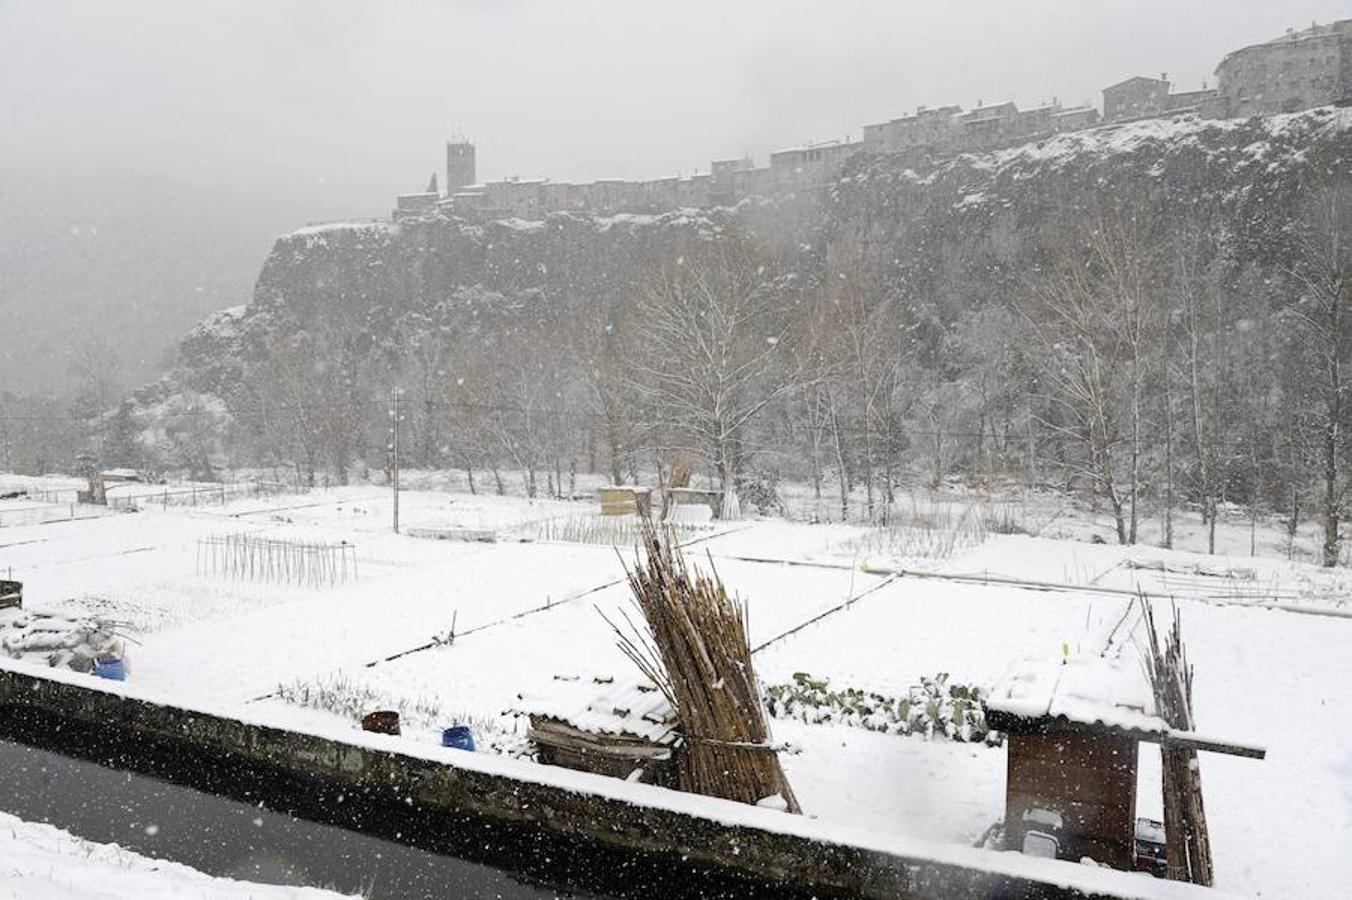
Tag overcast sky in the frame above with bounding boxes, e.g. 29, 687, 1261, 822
3, 0, 1350, 392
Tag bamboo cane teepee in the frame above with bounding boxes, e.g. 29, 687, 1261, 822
605, 521, 800, 813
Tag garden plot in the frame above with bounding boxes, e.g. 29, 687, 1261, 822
0, 496, 115, 528
924, 533, 1352, 614
0, 489, 631, 703
3, 476, 1350, 897
750, 539, 1352, 900
221, 485, 582, 539
260, 556, 878, 738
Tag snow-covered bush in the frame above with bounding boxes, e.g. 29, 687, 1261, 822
735, 469, 783, 516
765, 671, 1002, 746
273, 674, 522, 754
516, 515, 713, 546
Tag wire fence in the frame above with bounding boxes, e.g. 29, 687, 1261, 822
108, 479, 299, 511
196, 533, 358, 589
0, 503, 116, 528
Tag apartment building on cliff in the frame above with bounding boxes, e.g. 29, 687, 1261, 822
1217, 19, 1352, 117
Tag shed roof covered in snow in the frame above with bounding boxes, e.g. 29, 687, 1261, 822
986, 656, 1265, 758
515, 675, 675, 745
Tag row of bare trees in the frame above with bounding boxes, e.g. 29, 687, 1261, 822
43, 175, 1340, 564
1016, 182, 1349, 563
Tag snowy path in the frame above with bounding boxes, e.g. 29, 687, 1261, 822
0, 811, 352, 900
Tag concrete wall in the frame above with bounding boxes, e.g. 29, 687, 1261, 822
0, 664, 1205, 900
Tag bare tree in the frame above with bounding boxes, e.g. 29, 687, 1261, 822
630, 230, 801, 490
1171, 223, 1229, 555
1285, 181, 1351, 566
821, 231, 910, 520
1086, 207, 1161, 544
68, 337, 123, 422
1022, 231, 1131, 543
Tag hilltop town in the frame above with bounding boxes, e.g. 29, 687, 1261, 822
392, 17, 1351, 222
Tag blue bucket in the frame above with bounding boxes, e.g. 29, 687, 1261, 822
441, 725, 475, 751
94, 658, 126, 681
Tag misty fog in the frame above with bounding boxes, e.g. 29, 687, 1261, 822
4, 0, 1345, 392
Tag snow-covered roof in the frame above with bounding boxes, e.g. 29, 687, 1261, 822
769, 139, 853, 156
1104, 75, 1169, 92
987, 655, 1266, 758
1220, 18, 1351, 64
100, 468, 141, 480
515, 675, 675, 744
987, 655, 1164, 733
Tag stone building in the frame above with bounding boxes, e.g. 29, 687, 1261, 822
767, 139, 864, 190
862, 104, 962, 154
959, 102, 1022, 150
1216, 19, 1352, 117
1164, 86, 1222, 117
446, 142, 476, 193
394, 19, 1347, 224
1102, 75, 1171, 121
1052, 106, 1099, 132
709, 156, 753, 205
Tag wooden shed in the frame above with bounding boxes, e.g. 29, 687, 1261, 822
986, 657, 1265, 872
516, 675, 679, 787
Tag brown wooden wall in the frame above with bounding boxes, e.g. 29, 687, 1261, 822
1005, 725, 1139, 870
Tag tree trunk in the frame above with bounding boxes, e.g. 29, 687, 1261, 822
1163, 375, 1175, 549
1322, 288, 1342, 566
1129, 347, 1141, 545
828, 400, 849, 522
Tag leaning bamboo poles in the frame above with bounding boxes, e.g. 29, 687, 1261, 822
606, 521, 800, 813
1143, 600, 1213, 885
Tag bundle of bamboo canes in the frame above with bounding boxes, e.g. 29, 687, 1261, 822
1143, 601, 1213, 885
606, 521, 800, 813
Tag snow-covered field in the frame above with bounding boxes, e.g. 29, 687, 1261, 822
0, 811, 352, 899
1, 474, 1349, 898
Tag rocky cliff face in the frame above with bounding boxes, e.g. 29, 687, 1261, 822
143, 107, 1351, 468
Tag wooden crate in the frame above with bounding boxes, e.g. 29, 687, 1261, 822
529, 715, 677, 786
598, 486, 652, 517
0, 580, 20, 611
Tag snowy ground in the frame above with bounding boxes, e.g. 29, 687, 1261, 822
0, 811, 352, 899
1, 473, 1349, 898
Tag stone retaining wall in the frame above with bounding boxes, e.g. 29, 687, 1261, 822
0, 665, 1207, 899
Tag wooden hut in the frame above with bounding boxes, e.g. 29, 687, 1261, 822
986, 656, 1264, 872
517, 676, 679, 786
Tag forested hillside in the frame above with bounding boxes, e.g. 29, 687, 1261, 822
118, 107, 1351, 555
